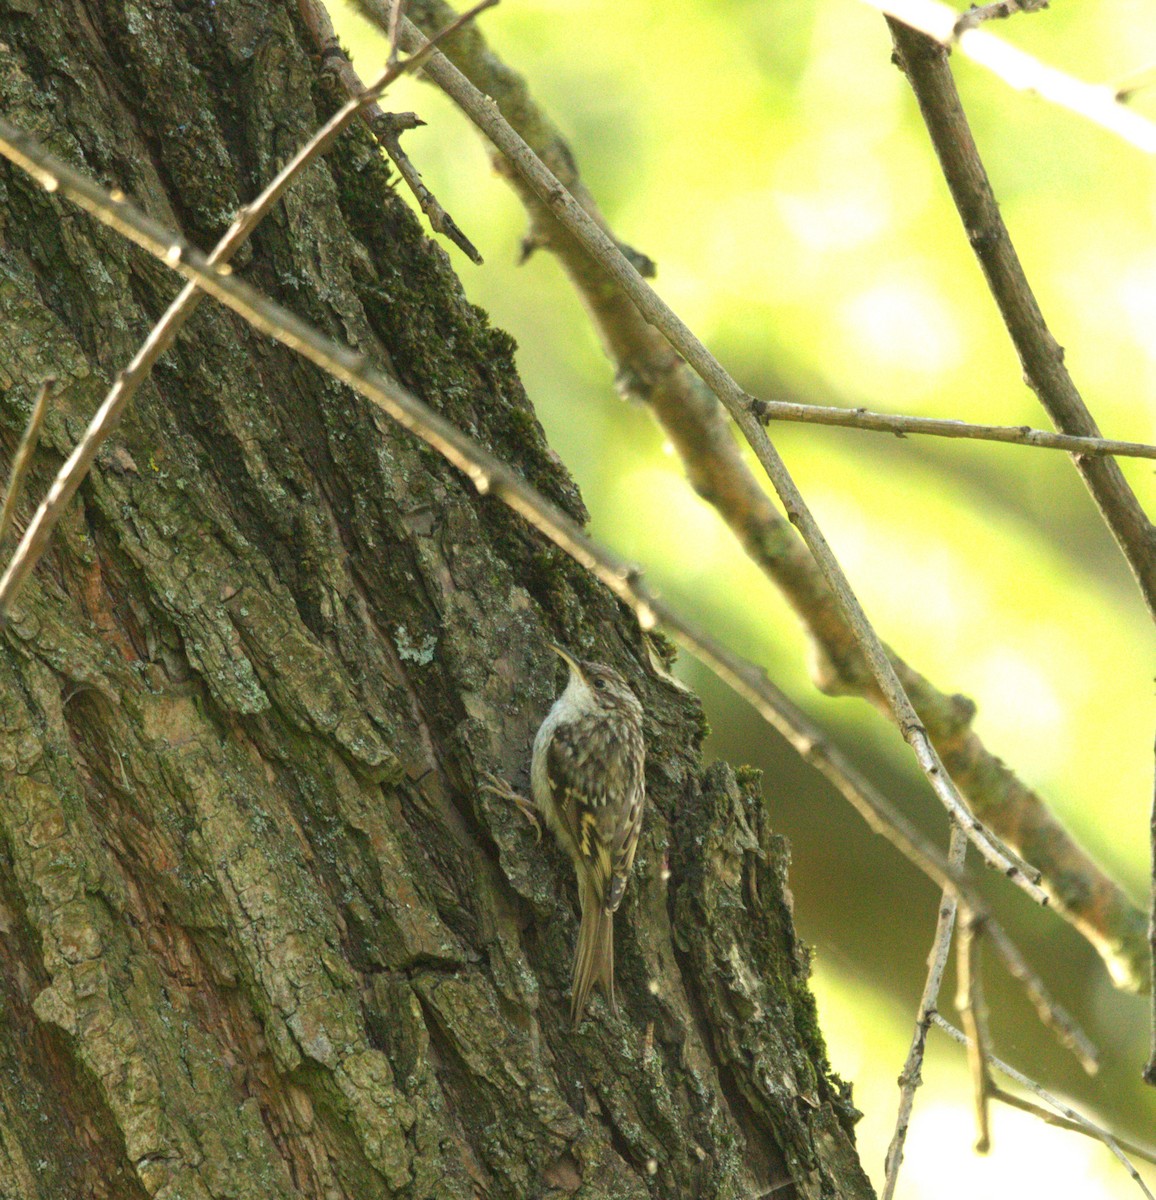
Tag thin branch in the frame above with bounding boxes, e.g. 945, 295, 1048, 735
714, 664, 1094, 1078
991, 1087, 1156, 1169
751, 397, 1156, 460
956, 915, 993, 1152
0, 0, 495, 621
0, 377, 53, 547
888, 23, 1156, 623
376, 11, 1049, 906
933, 1015, 1156, 1198
983, 919, 1097, 1074
368, 110, 483, 263
387, 0, 406, 61
862, 0, 1156, 154
297, 0, 484, 262
882, 826, 968, 1200
383, 0, 1150, 990
953, 0, 1049, 31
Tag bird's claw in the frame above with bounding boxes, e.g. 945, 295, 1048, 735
480, 770, 542, 843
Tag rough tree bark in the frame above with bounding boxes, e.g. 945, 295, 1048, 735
0, 2, 875, 1197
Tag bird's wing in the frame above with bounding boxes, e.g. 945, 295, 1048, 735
547, 716, 644, 912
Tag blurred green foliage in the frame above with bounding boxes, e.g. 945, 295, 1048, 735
337, 1, 1156, 1192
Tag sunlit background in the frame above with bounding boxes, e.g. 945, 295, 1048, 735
336, 1, 1156, 1194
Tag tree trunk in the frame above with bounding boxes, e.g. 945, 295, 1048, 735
0, 2, 874, 1196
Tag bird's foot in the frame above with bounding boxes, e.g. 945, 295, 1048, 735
479, 770, 542, 843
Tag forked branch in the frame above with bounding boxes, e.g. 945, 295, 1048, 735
887, 21, 1156, 620
934, 1015, 1156, 1197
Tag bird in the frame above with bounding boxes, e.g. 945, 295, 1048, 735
529, 643, 646, 1023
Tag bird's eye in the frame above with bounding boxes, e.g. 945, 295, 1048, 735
593, 677, 607, 691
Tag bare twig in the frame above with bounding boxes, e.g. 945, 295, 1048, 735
863, 0, 1156, 153
368, 109, 483, 262
0, 377, 53, 547
751, 396, 1156, 460
387, 0, 407, 61
375, 11, 1050, 906
298, 0, 484, 262
991, 1087, 1156, 1169
882, 826, 968, 1200
983, 920, 1097, 1073
0, 115, 1099, 1081
888, 21, 1156, 628
953, 0, 1048, 33
0, 0, 495, 621
383, 0, 1149, 990
956, 915, 993, 1152
934, 1015, 1156, 1198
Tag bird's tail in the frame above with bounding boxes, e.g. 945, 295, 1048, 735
572, 874, 616, 1023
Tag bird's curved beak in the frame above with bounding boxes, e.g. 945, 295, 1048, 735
548, 642, 584, 678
